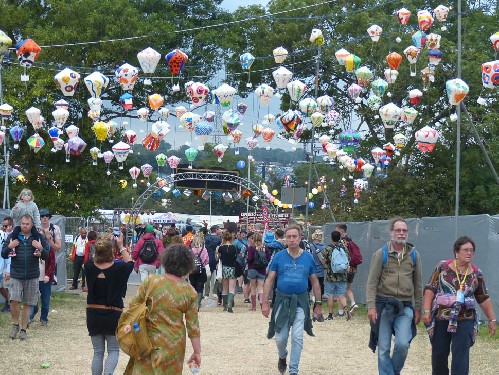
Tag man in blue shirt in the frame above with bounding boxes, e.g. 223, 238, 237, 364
262, 224, 322, 375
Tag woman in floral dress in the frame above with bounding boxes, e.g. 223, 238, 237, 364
125, 243, 201, 374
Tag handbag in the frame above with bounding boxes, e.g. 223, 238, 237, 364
435, 293, 456, 308
216, 259, 223, 282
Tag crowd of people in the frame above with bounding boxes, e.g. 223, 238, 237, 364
0, 213, 496, 375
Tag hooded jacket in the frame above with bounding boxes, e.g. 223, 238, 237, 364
132, 232, 165, 270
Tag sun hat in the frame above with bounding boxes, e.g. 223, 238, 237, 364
264, 231, 275, 243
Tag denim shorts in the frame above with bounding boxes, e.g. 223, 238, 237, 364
247, 268, 266, 281
324, 281, 347, 298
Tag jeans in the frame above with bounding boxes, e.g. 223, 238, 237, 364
431, 319, 474, 375
72, 255, 85, 288
138, 263, 156, 282
30, 281, 52, 322
377, 305, 413, 375
91, 334, 120, 375
274, 306, 305, 374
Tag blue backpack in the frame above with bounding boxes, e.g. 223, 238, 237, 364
381, 244, 417, 267
331, 245, 349, 273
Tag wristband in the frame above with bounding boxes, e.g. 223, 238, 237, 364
120, 247, 127, 253
423, 309, 431, 313
490, 319, 497, 323
314, 301, 322, 308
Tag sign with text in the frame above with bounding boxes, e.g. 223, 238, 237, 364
239, 212, 291, 226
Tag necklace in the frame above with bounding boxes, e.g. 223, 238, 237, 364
287, 248, 303, 270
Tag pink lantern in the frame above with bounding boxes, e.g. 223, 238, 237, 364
214, 144, 228, 163
141, 164, 153, 186
415, 126, 438, 153
129, 166, 141, 188
167, 155, 181, 169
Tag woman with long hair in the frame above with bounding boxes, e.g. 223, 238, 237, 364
247, 232, 270, 311
124, 244, 201, 374
189, 235, 209, 311
216, 231, 238, 312
85, 233, 133, 375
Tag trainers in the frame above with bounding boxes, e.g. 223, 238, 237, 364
277, 357, 287, 374
349, 303, 359, 315
326, 314, 333, 320
244, 298, 251, 304
40, 320, 48, 326
9, 325, 19, 339
19, 329, 27, 340
0, 304, 10, 313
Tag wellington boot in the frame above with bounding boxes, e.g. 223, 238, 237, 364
227, 293, 235, 313
222, 294, 228, 311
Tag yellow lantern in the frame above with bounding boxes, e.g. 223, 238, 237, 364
93, 121, 108, 142
317, 186, 323, 193
272, 189, 278, 196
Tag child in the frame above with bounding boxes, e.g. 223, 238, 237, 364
10, 189, 42, 257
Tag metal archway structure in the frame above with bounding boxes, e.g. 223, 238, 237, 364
126, 171, 280, 241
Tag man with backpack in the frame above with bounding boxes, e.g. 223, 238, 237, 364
336, 223, 362, 315
322, 230, 351, 320
132, 224, 165, 282
366, 217, 422, 375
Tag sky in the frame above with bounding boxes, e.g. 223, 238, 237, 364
220, 0, 269, 12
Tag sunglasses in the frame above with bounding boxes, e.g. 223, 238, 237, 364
2, 225, 9, 228
40, 215, 51, 218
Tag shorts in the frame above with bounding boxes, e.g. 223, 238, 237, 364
222, 266, 236, 279
247, 268, 266, 281
324, 281, 347, 298
243, 271, 250, 285
347, 272, 355, 284
9, 277, 39, 305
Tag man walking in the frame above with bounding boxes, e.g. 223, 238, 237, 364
132, 224, 165, 282
70, 227, 87, 290
336, 223, 361, 314
366, 218, 422, 375
262, 224, 322, 375
0, 216, 13, 312
1, 215, 49, 340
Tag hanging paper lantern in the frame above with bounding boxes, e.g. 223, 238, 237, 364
393, 133, 407, 148
426, 33, 442, 50
0, 30, 12, 62
272, 66, 293, 89
141, 164, 153, 186
180, 112, 201, 132
481, 60, 499, 89
362, 163, 375, 178
309, 29, 324, 45
401, 107, 419, 124
51, 138, 64, 152
25, 107, 41, 127
155, 153, 167, 167
222, 110, 241, 133
339, 129, 361, 153
186, 82, 210, 106
252, 124, 264, 138
298, 98, 317, 117
112, 141, 131, 169
287, 80, 307, 102
129, 166, 140, 188
93, 121, 109, 142
355, 66, 373, 87
26, 133, 44, 153
158, 107, 170, 121
280, 110, 302, 134
379, 103, 402, 129
397, 8, 412, 25
214, 144, 228, 163
367, 95, 382, 110
371, 78, 388, 97
15, 38, 41, 67
89, 147, 100, 165
166, 49, 188, 75
412, 31, 427, 49
167, 155, 181, 169
371, 147, 385, 163
213, 83, 236, 107
88, 97, 102, 113
54, 99, 69, 110
490, 32, 499, 52
255, 84, 275, 105
263, 114, 275, 125
102, 150, 114, 174
124, 129, 137, 147
231, 129, 243, 144
354, 157, 366, 172
446, 79, 469, 105
240, 52, 255, 70
273, 46, 288, 64
51, 108, 69, 128
246, 137, 258, 151
428, 49, 443, 67
409, 89, 423, 104
262, 128, 275, 148
386, 52, 403, 70
236, 160, 246, 169
415, 126, 439, 152
344, 54, 361, 72
65, 124, 79, 139
137, 107, 150, 122
0, 103, 13, 119
347, 83, 363, 103
115, 63, 138, 91
237, 103, 248, 116
194, 121, 213, 144
48, 127, 61, 141
185, 147, 198, 167
84, 71, 109, 98
325, 143, 339, 159
137, 47, 161, 74
325, 110, 340, 127
319, 134, 330, 146
140, 134, 159, 152
67, 136, 87, 156
316, 96, 334, 114
54, 68, 80, 97
384, 69, 399, 84
120, 93, 134, 111
383, 142, 396, 157
311, 112, 325, 127
367, 25, 383, 42
335, 48, 350, 65
404, 46, 421, 77
417, 10, 434, 31
174, 106, 187, 118
434, 5, 450, 29
148, 94, 164, 111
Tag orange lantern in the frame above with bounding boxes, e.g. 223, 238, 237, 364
386, 52, 403, 71
148, 93, 164, 110
242, 189, 252, 198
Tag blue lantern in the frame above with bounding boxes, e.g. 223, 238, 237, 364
308, 201, 315, 209
172, 189, 181, 198
236, 160, 246, 169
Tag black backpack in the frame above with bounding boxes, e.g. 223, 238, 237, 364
139, 240, 158, 263
192, 251, 203, 274
253, 248, 269, 268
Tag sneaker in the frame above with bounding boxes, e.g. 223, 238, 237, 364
19, 329, 27, 340
277, 357, 287, 374
9, 325, 19, 339
334, 312, 345, 318
325, 314, 333, 321
244, 298, 251, 304
349, 303, 359, 315
0, 305, 10, 313
40, 320, 48, 327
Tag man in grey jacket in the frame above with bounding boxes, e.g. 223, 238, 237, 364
1, 214, 49, 340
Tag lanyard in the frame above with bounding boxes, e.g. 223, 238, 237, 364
454, 260, 469, 291
396, 247, 405, 265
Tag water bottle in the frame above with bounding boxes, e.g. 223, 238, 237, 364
189, 361, 200, 374
133, 322, 140, 333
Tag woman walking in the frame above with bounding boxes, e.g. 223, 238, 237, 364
189, 235, 209, 311
216, 231, 238, 312
85, 233, 133, 375
247, 232, 270, 311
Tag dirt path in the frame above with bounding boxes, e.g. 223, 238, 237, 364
0, 287, 497, 374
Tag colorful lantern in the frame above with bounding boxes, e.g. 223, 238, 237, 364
272, 66, 293, 89
311, 112, 325, 127
124, 130, 137, 149
129, 166, 140, 188
481, 60, 499, 89
335, 48, 350, 65
393, 133, 407, 148
404, 45, 421, 76
237, 103, 248, 116
65, 124, 79, 139
137, 107, 150, 122
148, 94, 164, 110
347, 83, 363, 103
185, 147, 198, 168
67, 136, 87, 156
180, 112, 201, 132
15, 38, 41, 67
371, 147, 385, 164
214, 144, 228, 163
84, 72, 109, 98
287, 80, 307, 102
0, 30, 12, 62
137, 47, 161, 84
26, 133, 44, 153
273, 46, 288, 64
344, 54, 361, 72
401, 107, 419, 124
89, 147, 100, 165
339, 129, 361, 153
102, 150, 114, 174
120, 93, 133, 111
186, 82, 210, 106
166, 49, 188, 75
112, 141, 131, 169
379, 103, 402, 129
490, 32, 499, 52
262, 128, 275, 149
428, 49, 443, 67
280, 110, 302, 135
255, 84, 275, 105
371, 78, 389, 97
355, 66, 373, 87
384, 69, 399, 84
51, 108, 69, 128
175, 106, 187, 118
397, 8, 411, 25
115, 63, 138, 91
367, 95, 382, 110
231, 129, 243, 144
93, 121, 108, 142
426, 33, 442, 50
54, 68, 80, 97
325, 110, 340, 127
367, 25, 383, 42
167, 155, 181, 169
362, 163, 375, 178
213, 83, 236, 107
222, 110, 241, 133
298, 98, 317, 116
409, 89, 423, 104
386, 52, 403, 70
246, 137, 258, 151
0, 103, 13, 119
412, 31, 427, 49
417, 10, 434, 31
415, 126, 438, 152
156, 153, 167, 167
141, 164, 153, 186
316, 96, 334, 114
446, 78, 469, 105
309, 29, 324, 45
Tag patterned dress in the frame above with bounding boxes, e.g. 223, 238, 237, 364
125, 275, 200, 375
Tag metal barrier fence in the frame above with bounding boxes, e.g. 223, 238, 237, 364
64, 217, 86, 281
